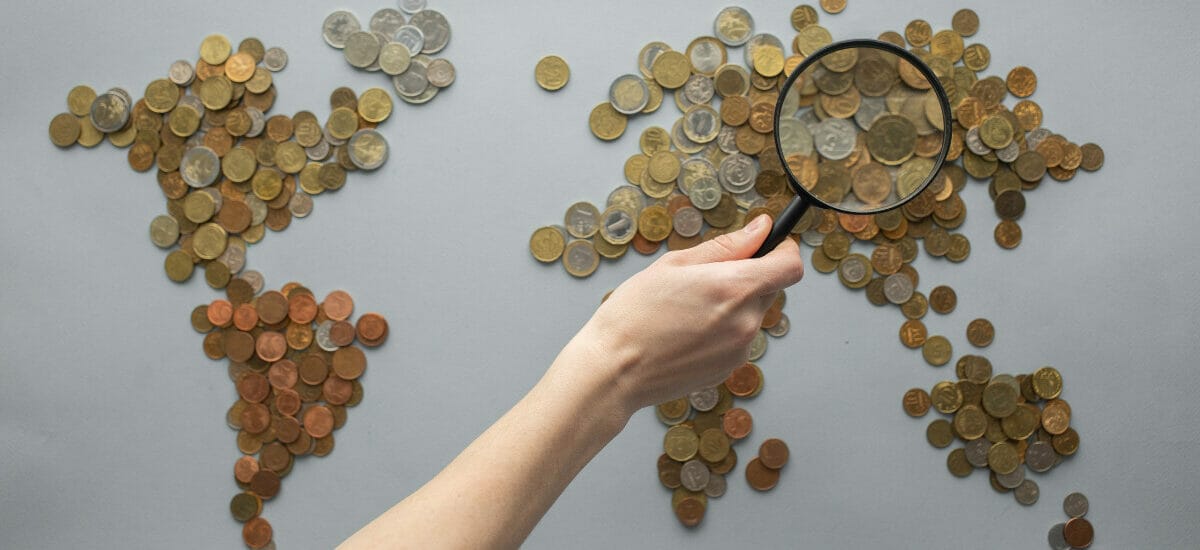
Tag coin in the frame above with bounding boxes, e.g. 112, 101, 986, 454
588, 103, 627, 141
610, 74, 650, 114
1062, 517, 1094, 548
745, 457, 780, 491
713, 6, 754, 46
1063, 492, 1089, 518
535, 55, 570, 91
966, 318, 994, 347
922, 335, 952, 366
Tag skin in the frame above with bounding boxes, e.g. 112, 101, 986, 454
340, 215, 803, 549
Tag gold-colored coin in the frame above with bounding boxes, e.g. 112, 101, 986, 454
664, 425, 699, 461
651, 51, 691, 89
698, 428, 730, 462
535, 55, 570, 91
953, 404, 988, 440
588, 103, 627, 141
926, 419, 953, 448
752, 46, 784, 78
986, 442, 1019, 475
930, 380, 963, 414
647, 151, 681, 184
982, 378, 1018, 418
327, 107, 359, 141
952, 8, 980, 36
819, 0, 846, 14
790, 5, 819, 30
192, 223, 228, 260
164, 250, 194, 282
947, 448, 971, 477
638, 205, 672, 242
529, 226, 566, 263
274, 141, 307, 174
922, 335, 952, 366
639, 126, 672, 156
1006, 66, 1037, 98
357, 88, 393, 123
66, 85, 96, 116
48, 113, 81, 147
252, 170, 283, 201
904, 19, 932, 47
794, 25, 833, 56
962, 43, 990, 71
199, 76, 233, 110
200, 34, 232, 64
1031, 366, 1063, 400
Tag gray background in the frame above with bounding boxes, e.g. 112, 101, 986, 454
2, 0, 1198, 548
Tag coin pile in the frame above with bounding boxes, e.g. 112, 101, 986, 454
1049, 492, 1095, 549
323, 2, 456, 104
192, 276, 389, 549
746, 438, 790, 491
48, 35, 393, 288
903, 365, 1078, 504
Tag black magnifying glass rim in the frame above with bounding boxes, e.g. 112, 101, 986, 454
771, 38, 954, 216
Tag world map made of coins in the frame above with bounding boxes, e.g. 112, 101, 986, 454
530, 4, 1103, 539
42, 3, 460, 543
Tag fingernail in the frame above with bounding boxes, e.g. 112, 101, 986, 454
744, 214, 768, 233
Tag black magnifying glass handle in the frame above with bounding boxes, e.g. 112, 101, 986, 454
751, 194, 812, 258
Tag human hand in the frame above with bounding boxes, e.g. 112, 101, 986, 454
571, 214, 803, 415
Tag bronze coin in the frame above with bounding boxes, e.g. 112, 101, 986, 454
724, 363, 760, 397
236, 373, 270, 403
355, 312, 388, 345
240, 403, 271, 434
207, 299, 234, 327
902, 388, 931, 417
745, 457, 780, 491
657, 453, 682, 489
323, 376, 353, 405
929, 285, 957, 314
255, 291, 290, 325
232, 303, 259, 331
255, 331, 287, 362
899, 319, 927, 349
298, 353, 329, 385
674, 496, 706, 527
329, 320, 357, 347
331, 346, 366, 380
267, 359, 298, 390
233, 456, 260, 484
722, 408, 753, 440
303, 405, 335, 438
966, 318, 995, 347
275, 415, 301, 443
758, 438, 790, 469
224, 331, 256, 363
248, 469, 280, 499
288, 293, 318, 324
1062, 517, 1094, 548
259, 442, 291, 473
242, 516, 273, 549
322, 290, 354, 320
273, 388, 301, 417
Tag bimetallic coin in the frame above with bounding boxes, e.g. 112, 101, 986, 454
347, 129, 389, 170
181, 146, 220, 188
683, 105, 721, 144
564, 202, 600, 238
883, 273, 915, 304
562, 240, 600, 278
713, 6, 754, 46
718, 153, 756, 193
90, 90, 130, 133
609, 74, 650, 115
689, 177, 722, 210
409, 10, 450, 53
598, 206, 637, 245
323, 10, 362, 48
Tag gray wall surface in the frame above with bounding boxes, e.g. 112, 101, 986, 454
2, 1, 1198, 548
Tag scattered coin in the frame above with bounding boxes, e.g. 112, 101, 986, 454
1063, 491, 1089, 518
535, 55, 571, 91
324, 4, 455, 101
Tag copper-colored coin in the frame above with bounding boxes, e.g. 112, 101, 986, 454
745, 457, 781, 491
240, 403, 271, 434
332, 346, 367, 380
329, 320, 357, 347
275, 415, 301, 443
255, 331, 287, 362
202, 332, 225, 359
355, 312, 388, 345
902, 388, 931, 417
966, 318, 995, 347
207, 299, 234, 327
323, 290, 354, 320
1042, 399, 1072, 435
1062, 517, 1094, 548
298, 353, 328, 385
234, 455, 260, 484
724, 363, 761, 397
274, 387, 301, 417
232, 303, 259, 331
303, 405, 335, 438
929, 285, 957, 314
259, 441, 291, 473
323, 376, 353, 405
248, 468, 281, 499
1006, 66, 1037, 98
288, 292, 318, 324
722, 407, 753, 440
237, 373, 270, 403
994, 220, 1022, 249
759, 438, 790, 469
674, 496, 706, 527
242, 516, 273, 549
267, 359, 298, 390
255, 290, 289, 325
899, 319, 927, 349
224, 331, 256, 363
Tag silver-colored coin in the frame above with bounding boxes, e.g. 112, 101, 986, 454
324, 124, 347, 146
343, 31, 381, 69
839, 255, 869, 284
1063, 492, 1089, 518
606, 185, 644, 212
365, 31, 392, 72
801, 228, 825, 246
683, 105, 721, 144
1025, 441, 1057, 472
683, 75, 715, 105
89, 90, 129, 133
217, 244, 244, 275
688, 42, 724, 76
675, 87, 696, 114
244, 107, 264, 137
262, 47, 288, 72
315, 320, 338, 352
798, 109, 822, 133
964, 438, 990, 468
564, 202, 600, 239
107, 87, 132, 107
563, 239, 599, 276
609, 74, 650, 114
996, 464, 1025, 489
1048, 523, 1069, 550
397, 84, 439, 105
598, 206, 637, 245
883, 273, 915, 304
965, 126, 992, 155
638, 41, 672, 77
392, 55, 429, 97
239, 270, 264, 294
748, 329, 767, 361
398, 0, 426, 14
1026, 127, 1052, 150
427, 58, 456, 88
347, 129, 389, 170
168, 60, 195, 86
716, 124, 739, 154
672, 206, 704, 237
688, 177, 722, 210
149, 215, 179, 248
718, 152, 757, 193
854, 96, 887, 130
322, 10, 361, 49
813, 118, 856, 160
713, 6, 754, 47
679, 459, 711, 492
1014, 479, 1039, 506
777, 118, 814, 157
305, 138, 330, 161
703, 472, 726, 498
244, 195, 267, 226
289, 192, 314, 218
369, 8, 407, 36
766, 314, 790, 337
733, 188, 761, 210
743, 33, 783, 71
687, 387, 720, 412
180, 146, 220, 188
996, 140, 1020, 163
678, 157, 717, 194
393, 25, 424, 57
671, 117, 703, 154
378, 42, 412, 75
409, 10, 450, 53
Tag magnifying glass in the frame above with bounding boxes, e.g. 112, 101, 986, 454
752, 39, 952, 258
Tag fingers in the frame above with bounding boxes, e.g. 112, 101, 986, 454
667, 214, 771, 265
740, 234, 805, 296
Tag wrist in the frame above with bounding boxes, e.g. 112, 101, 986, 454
544, 325, 640, 438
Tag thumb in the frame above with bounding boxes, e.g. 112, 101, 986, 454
671, 214, 771, 265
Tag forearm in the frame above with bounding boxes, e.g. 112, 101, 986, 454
340, 330, 633, 549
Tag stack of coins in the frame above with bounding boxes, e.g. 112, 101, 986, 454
192, 276, 388, 548
48, 35, 393, 288
1049, 492, 1095, 549
903, 365, 1078, 504
746, 438, 790, 491
323, 2, 456, 104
